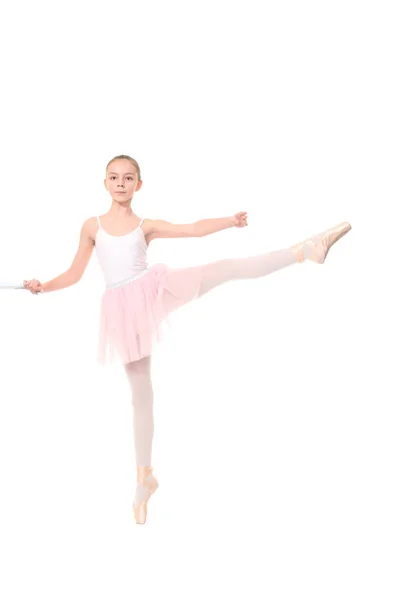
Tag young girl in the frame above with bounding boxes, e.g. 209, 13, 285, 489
23, 154, 352, 525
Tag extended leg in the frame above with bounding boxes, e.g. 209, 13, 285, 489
197, 247, 297, 297
161, 221, 351, 317
197, 220, 352, 297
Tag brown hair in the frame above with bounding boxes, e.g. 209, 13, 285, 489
106, 155, 141, 181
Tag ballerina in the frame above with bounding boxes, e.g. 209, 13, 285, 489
23, 154, 352, 524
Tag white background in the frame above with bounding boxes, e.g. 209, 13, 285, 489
0, 1, 398, 598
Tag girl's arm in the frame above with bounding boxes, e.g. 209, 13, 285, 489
39, 218, 94, 293
148, 213, 246, 239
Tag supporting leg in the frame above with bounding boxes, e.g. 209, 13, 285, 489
124, 355, 159, 522
124, 355, 154, 467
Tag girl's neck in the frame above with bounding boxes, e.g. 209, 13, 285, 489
107, 205, 137, 220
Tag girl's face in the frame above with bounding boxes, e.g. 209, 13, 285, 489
104, 160, 142, 202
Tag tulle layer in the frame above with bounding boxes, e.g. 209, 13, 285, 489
98, 262, 205, 366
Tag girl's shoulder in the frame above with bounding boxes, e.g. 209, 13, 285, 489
86, 215, 157, 244
86, 215, 100, 243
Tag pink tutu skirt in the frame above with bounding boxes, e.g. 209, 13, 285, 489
98, 263, 205, 366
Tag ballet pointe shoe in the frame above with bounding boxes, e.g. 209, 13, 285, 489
133, 466, 159, 525
291, 221, 352, 264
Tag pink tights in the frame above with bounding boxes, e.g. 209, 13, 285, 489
124, 246, 297, 469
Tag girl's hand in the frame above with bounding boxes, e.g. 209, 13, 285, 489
23, 279, 43, 294
232, 211, 248, 228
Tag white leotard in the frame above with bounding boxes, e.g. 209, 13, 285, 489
95, 216, 150, 288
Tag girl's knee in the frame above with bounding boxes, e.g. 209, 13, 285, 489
125, 354, 152, 376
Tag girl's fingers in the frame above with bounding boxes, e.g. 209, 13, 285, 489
24, 279, 42, 292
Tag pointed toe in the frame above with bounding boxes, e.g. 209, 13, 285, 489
291, 221, 352, 264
